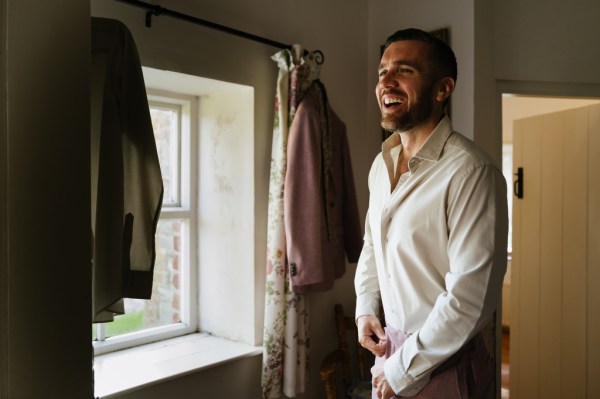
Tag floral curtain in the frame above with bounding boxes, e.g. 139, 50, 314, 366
262, 46, 320, 398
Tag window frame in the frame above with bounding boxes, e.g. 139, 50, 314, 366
93, 89, 199, 356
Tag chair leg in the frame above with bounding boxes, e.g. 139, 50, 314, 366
321, 372, 337, 399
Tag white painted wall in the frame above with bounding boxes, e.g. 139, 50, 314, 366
91, 1, 370, 398
198, 88, 256, 344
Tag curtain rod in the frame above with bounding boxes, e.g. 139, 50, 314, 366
115, 0, 307, 53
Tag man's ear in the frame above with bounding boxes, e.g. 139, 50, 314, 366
435, 77, 455, 103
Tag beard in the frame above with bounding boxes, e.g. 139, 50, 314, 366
380, 85, 435, 133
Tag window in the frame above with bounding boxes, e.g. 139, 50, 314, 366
93, 89, 198, 355
93, 67, 258, 357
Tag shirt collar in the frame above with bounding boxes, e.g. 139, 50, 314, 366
381, 130, 401, 153
416, 115, 453, 162
381, 115, 454, 162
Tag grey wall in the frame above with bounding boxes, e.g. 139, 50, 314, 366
493, 0, 600, 84
0, 0, 93, 398
488, 0, 600, 159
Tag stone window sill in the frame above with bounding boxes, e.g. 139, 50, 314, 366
94, 333, 262, 398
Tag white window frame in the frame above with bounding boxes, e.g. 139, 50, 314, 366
94, 66, 259, 398
93, 89, 199, 356
93, 66, 257, 359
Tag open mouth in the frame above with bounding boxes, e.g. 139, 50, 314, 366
384, 97, 403, 106
382, 95, 405, 109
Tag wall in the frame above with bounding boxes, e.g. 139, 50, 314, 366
0, 0, 93, 398
4, 1, 598, 398
198, 87, 255, 343
91, 0, 370, 398
367, 0, 475, 142
490, 0, 600, 150
493, 0, 600, 84
474, 0, 498, 162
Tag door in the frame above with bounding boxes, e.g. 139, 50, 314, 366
511, 104, 600, 398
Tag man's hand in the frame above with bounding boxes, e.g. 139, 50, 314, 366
357, 315, 386, 357
371, 365, 396, 399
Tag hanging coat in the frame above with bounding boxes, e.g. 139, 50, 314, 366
91, 17, 163, 322
284, 80, 363, 293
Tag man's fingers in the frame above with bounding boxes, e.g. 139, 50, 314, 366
371, 324, 386, 341
372, 369, 394, 399
356, 316, 387, 356
358, 334, 374, 348
359, 335, 386, 357
372, 341, 386, 357
371, 365, 382, 376
357, 315, 385, 341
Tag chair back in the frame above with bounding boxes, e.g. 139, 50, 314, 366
320, 304, 373, 399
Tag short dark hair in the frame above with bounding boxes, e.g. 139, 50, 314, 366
383, 28, 457, 82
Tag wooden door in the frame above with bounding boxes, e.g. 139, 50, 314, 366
511, 104, 600, 398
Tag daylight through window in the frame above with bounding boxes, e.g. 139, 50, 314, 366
93, 90, 197, 355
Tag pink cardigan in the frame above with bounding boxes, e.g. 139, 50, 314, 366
284, 81, 363, 293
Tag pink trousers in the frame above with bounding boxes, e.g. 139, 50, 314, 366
372, 327, 493, 398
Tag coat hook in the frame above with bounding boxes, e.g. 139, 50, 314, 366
312, 50, 325, 65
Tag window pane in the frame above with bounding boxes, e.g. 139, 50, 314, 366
104, 219, 184, 338
151, 106, 180, 206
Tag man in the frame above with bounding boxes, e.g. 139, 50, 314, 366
355, 28, 508, 398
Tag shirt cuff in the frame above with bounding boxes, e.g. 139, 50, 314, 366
383, 352, 430, 397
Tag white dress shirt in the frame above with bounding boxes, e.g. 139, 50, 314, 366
355, 116, 508, 396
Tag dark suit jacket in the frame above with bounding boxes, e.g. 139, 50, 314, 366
91, 18, 164, 321
284, 81, 363, 293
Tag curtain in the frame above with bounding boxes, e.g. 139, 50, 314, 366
262, 46, 320, 398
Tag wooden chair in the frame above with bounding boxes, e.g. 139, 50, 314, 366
320, 304, 373, 399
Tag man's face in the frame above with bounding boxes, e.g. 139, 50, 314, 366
376, 40, 437, 133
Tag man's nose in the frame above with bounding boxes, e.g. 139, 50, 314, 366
378, 72, 396, 88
